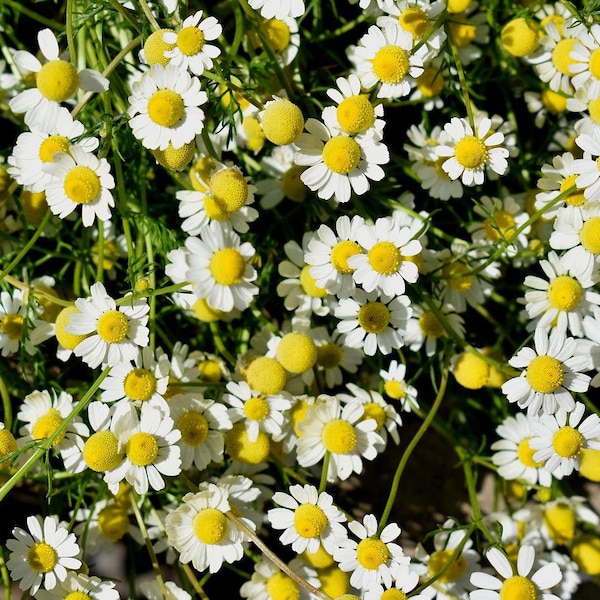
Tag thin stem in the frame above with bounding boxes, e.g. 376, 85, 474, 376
318, 451, 330, 494
448, 27, 474, 127
0, 378, 11, 430
181, 563, 210, 600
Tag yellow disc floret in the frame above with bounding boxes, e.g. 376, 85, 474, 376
317, 343, 344, 369
454, 135, 488, 169
321, 419, 357, 454
552, 38, 578, 76
27, 542, 58, 573
300, 266, 328, 298
428, 549, 467, 582
20, 190, 49, 226
384, 380, 405, 400
0, 429, 17, 469
209, 247, 246, 285
124, 368, 157, 402
559, 174, 586, 206
453, 351, 489, 390
36, 60, 79, 102
362, 402, 386, 429
331, 240, 362, 274
276, 332, 318, 374
500, 18, 540, 57
443, 262, 474, 292
580, 448, 600, 482
0, 313, 24, 341
483, 210, 516, 242
368, 241, 402, 275
39, 135, 70, 163
517, 437, 544, 468
244, 396, 270, 422
526, 355, 564, 393
544, 503, 576, 545
210, 167, 249, 214
261, 99, 305, 146
55, 306, 89, 350
446, 0, 471, 13
579, 217, 600, 254
177, 27, 205, 56
499, 576, 537, 600
372, 45, 409, 84
65, 591, 91, 600
97, 504, 130, 542
177, 412, 209, 446
97, 310, 129, 343
542, 89, 568, 114
281, 165, 308, 202
548, 275, 583, 312
83, 431, 123, 471
64, 166, 101, 205
322, 136, 361, 174
572, 534, 600, 575
126, 432, 159, 466
399, 7, 429, 38
417, 67, 445, 98
355, 538, 389, 570
153, 140, 196, 171
357, 302, 391, 334
32, 408, 65, 447
262, 19, 291, 52
336, 95, 375, 135
143, 29, 176, 66
245, 356, 287, 395
419, 310, 445, 338
193, 298, 226, 323
294, 503, 328, 538
552, 426, 583, 458
147, 90, 185, 127
225, 422, 271, 464
266, 572, 300, 600
193, 508, 228, 544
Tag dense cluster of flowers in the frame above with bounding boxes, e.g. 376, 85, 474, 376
2, 0, 600, 599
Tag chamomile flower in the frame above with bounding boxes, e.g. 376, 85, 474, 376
446, 6, 490, 65
294, 118, 389, 204
523, 250, 600, 336
258, 16, 300, 66
305, 214, 365, 299
573, 132, 600, 201
162, 11, 222, 76
7, 106, 98, 192
296, 395, 384, 482
169, 393, 231, 471
435, 117, 509, 186
140, 580, 191, 600
312, 326, 363, 389
335, 289, 411, 356
35, 572, 120, 600
567, 84, 600, 136
530, 401, 600, 477
6, 514, 82, 595
267, 483, 347, 554
379, 360, 419, 412
348, 216, 421, 296
0, 288, 48, 357
334, 513, 409, 590
491, 412, 553, 487
469, 544, 562, 600
165, 482, 254, 573
127, 63, 207, 150
43, 145, 115, 227
248, 0, 305, 19
364, 563, 427, 600
349, 22, 425, 99
501, 327, 591, 416
67, 281, 150, 368
9, 28, 108, 127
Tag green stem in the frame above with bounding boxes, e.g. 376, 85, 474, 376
448, 27, 474, 127
0, 378, 11, 430
66, 0, 76, 64
2, 0, 62, 30
318, 451, 330, 493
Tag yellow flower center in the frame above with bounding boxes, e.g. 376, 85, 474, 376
198, 359, 222, 382
97, 310, 129, 344
368, 241, 402, 275
277, 332, 318, 374
153, 140, 195, 171
126, 432, 159, 467
64, 165, 101, 205
544, 503, 576, 544
225, 422, 271, 464
189, 156, 214, 191
399, 7, 429, 38
209, 168, 249, 214
500, 18, 539, 57
300, 265, 328, 298
294, 503, 328, 538
144, 29, 176, 66
55, 306, 89, 350
579, 217, 600, 254
453, 352, 489, 390
261, 99, 305, 146
322, 136, 361, 174
381, 591, 407, 600
245, 356, 287, 395
417, 67, 445, 98
552, 38, 578, 76
356, 538, 389, 570
526, 355, 564, 393
331, 240, 362, 274
500, 576, 537, 600
83, 430, 123, 471
483, 210, 516, 242
262, 19, 291, 52
65, 592, 91, 600
266, 573, 300, 600
177, 411, 209, 446
291, 399, 311, 437
542, 89, 567, 114
589, 96, 600, 124
443, 262, 474, 292
372, 44, 409, 84
177, 26, 205, 56
192, 298, 226, 323
27, 542, 58, 573
39, 135, 70, 163
517, 437, 544, 468
357, 301, 391, 334
36, 59, 79, 102
588, 48, 600, 81
447, 15, 477, 48
447, 0, 471, 12
321, 419, 357, 454
336, 95, 375, 135
571, 534, 600, 575
244, 396, 270, 422
147, 89, 185, 127
97, 504, 130, 542
123, 368, 157, 402
0, 313, 23, 341
32, 408, 66, 447
0, 429, 17, 464
384, 380, 406, 400
209, 247, 246, 285
193, 508, 228, 545
454, 135, 488, 169
428, 549, 467, 583
362, 402, 386, 429
20, 190, 49, 226
552, 425, 583, 458
317, 342, 344, 369
419, 310, 445, 338
281, 165, 308, 202
547, 275, 583, 312
559, 174, 586, 206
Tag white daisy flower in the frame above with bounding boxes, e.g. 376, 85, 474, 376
446, 6, 490, 65
7, 106, 98, 192
17, 388, 89, 474
67, 281, 150, 369
183, 222, 259, 312
105, 401, 181, 494
348, 216, 421, 297
501, 327, 591, 416
334, 513, 409, 590
312, 326, 363, 389
9, 28, 108, 128
469, 544, 562, 600
530, 401, 600, 478
140, 579, 191, 600
568, 83, 600, 137
435, 117, 509, 186
158, 341, 205, 399
491, 412, 553, 487
6, 514, 81, 595
169, 393, 231, 471
99, 346, 170, 408
223, 379, 292, 443
35, 572, 120, 600
127, 63, 207, 150
162, 10, 222, 76
349, 22, 425, 99
524, 88, 569, 128
247, 0, 305, 19
523, 250, 600, 336
267, 483, 347, 555
165, 483, 254, 573
335, 289, 412, 356
43, 145, 115, 227
380, 360, 419, 411
539, 495, 599, 548
294, 117, 389, 204
573, 132, 600, 201
305, 214, 365, 299
364, 563, 427, 600
257, 16, 300, 66
296, 395, 384, 482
